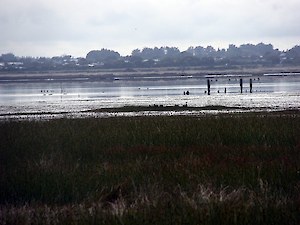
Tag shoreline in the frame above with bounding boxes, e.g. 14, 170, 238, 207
1, 65, 300, 82
1, 105, 300, 121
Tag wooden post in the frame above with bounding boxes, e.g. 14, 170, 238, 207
207, 79, 210, 95
240, 78, 243, 93
250, 78, 253, 93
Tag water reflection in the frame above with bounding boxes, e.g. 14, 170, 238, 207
0, 74, 300, 117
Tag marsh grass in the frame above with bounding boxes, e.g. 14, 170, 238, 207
0, 113, 300, 224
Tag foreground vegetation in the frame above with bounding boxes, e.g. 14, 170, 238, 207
0, 112, 300, 224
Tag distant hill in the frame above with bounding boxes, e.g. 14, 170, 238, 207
1, 43, 299, 72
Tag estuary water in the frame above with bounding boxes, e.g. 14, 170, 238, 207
0, 73, 300, 119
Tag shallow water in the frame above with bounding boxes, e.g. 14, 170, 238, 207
1, 73, 300, 119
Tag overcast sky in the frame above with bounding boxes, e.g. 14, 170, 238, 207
1, 0, 299, 57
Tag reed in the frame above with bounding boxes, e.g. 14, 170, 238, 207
0, 113, 299, 224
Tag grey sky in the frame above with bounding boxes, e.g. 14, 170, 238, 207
1, 0, 299, 57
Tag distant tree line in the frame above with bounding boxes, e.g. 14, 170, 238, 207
1, 43, 300, 72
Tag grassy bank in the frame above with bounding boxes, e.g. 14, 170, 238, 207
0, 113, 300, 224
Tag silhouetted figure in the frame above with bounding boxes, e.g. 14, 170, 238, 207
207, 79, 211, 95
240, 78, 243, 93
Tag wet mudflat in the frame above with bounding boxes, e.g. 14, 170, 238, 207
1, 72, 300, 120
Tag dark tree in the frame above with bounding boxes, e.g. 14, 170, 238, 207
86, 49, 120, 63
1, 53, 17, 62
286, 45, 300, 64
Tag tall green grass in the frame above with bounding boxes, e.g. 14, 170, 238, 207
0, 113, 299, 224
